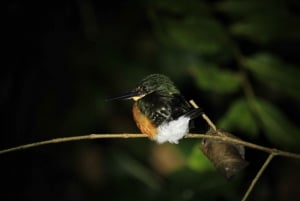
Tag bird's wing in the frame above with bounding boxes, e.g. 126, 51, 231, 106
137, 92, 202, 126
169, 94, 202, 119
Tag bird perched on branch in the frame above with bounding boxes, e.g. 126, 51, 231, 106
110, 74, 202, 144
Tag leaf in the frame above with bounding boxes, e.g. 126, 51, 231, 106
159, 16, 228, 55
231, 15, 300, 44
200, 129, 248, 179
218, 98, 259, 138
244, 53, 300, 99
216, 0, 274, 17
187, 144, 214, 173
251, 98, 300, 148
190, 64, 241, 93
218, 0, 300, 43
230, 18, 279, 44
217, 0, 283, 41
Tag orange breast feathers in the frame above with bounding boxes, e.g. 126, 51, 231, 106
132, 103, 157, 139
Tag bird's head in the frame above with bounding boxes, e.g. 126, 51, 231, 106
109, 74, 180, 101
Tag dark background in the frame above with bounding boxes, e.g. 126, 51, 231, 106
2, 0, 300, 201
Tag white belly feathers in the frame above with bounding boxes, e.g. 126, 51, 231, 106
156, 116, 191, 144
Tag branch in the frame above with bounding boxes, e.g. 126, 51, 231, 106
0, 134, 147, 155
189, 100, 217, 131
0, 99, 299, 201
241, 153, 275, 201
0, 133, 299, 159
187, 134, 300, 159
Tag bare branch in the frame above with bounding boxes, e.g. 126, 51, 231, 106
0, 134, 147, 155
0, 99, 299, 201
241, 153, 275, 201
187, 134, 300, 159
0, 133, 299, 160
189, 99, 217, 131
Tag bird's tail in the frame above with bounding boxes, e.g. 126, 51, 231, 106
184, 108, 203, 119
185, 108, 203, 130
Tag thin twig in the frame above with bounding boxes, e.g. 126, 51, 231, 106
202, 114, 217, 131
241, 153, 275, 201
0, 99, 299, 201
0, 134, 147, 155
189, 100, 217, 131
187, 134, 300, 159
1, 133, 300, 159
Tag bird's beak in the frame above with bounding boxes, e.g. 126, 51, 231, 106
107, 91, 145, 101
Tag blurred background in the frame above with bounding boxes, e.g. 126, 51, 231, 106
2, 0, 300, 200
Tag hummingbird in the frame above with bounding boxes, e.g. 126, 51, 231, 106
110, 74, 202, 144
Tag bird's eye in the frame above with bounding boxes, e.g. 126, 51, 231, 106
140, 86, 147, 94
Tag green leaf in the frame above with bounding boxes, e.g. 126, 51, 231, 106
230, 18, 278, 44
190, 63, 241, 93
187, 145, 214, 172
218, 98, 259, 138
216, 0, 285, 18
244, 53, 300, 99
232, 15, 300, 43
218, 0, 300, 43
160, 16, 228, 55
251, 98, 300, 148
217, 0, 283, 44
